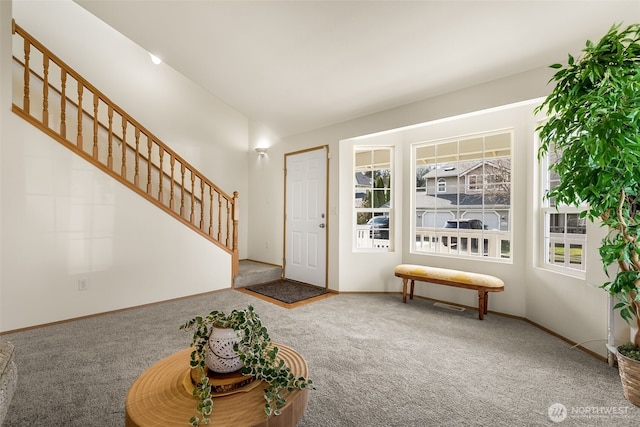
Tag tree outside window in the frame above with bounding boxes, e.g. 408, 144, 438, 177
354, 148, 392, 250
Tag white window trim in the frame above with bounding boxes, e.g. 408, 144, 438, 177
540, 206, 587, 276
538, 126, 587, 277
411, 129, 513, 262
353, 146, 394, 252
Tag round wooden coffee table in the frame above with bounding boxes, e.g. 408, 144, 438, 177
125, 344, 309, 427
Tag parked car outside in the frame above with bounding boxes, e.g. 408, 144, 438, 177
367, 216, 389, 239
444, 219, 486, 231
441, 219, 488, 252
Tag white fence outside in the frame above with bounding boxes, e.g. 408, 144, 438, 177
415, 227, 510, 258
355, 226, 510, 258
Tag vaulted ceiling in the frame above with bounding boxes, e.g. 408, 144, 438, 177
75, 1, 640, 138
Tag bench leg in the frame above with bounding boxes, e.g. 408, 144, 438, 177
402, 278, 408, 303
483, 291, 489, 314
477, 290, 486, 320
410, 280, 415, 300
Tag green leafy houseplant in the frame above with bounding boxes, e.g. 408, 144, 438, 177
180, 305, 313, 426
536, 23, 640, 361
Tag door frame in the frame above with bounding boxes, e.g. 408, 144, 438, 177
283, 145, 330, 287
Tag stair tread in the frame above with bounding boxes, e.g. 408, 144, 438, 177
235, 261, 282, 288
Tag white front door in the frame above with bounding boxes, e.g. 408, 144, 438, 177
284, 147, 328, 287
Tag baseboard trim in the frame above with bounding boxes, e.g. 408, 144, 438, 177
0, 289, 609, 363
404, 293, 607, 363
0, 288, 227, 335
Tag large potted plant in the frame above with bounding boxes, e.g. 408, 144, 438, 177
536, 23, 640, 405
180, 305, 313, 426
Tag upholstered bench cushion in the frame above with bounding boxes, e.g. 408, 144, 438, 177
394, 264, 504, 289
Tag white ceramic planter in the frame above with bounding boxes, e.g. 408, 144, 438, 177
205, 326, 243, 373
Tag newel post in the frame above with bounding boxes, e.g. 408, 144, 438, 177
232, 191, 239, 279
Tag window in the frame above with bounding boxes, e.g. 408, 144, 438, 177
413, 130, 512, 259
354, 147, 393, 250
540, 139, 587, 273
467, 175, 482, 193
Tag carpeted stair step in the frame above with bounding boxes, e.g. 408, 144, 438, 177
234, 260, 282, 288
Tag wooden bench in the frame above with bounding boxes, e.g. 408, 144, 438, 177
394, 264, 504, 320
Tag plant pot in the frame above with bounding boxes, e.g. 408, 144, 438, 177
205, 326, 243, 373
616, 348, 640, 407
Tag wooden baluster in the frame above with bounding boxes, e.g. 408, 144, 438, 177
180, 163, 186, 217
158, 148, 164, 202
42, 55, 49, 126
147, 136, 153, 194
200, 179, 205, 229
190, 171, 195, 223
60, 69, 66, 138
133, 128, 140, 186
22, 37, 30, 114
232, 191, 239, 273
226, 200, 231, 247
92, 94, 98, 157
208, 188, 214, 236
77, 82, 83, 148
217, 193, 222, 241
121, 117, 127, 178
107, 105, 113, 170
170, 156, 175, 210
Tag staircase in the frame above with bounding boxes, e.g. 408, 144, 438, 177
10, 20, 239, 277
235, 260, 283, 288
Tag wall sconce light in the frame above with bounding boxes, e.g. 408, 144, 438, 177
149, 53, 162, 65
255, 147, 268, 157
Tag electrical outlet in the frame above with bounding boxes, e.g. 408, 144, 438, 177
265, 241, 269, 249
78, 278, 89, 291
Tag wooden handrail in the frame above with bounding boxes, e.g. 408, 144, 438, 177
13, 57, 204, 198
11, 20, 239, 276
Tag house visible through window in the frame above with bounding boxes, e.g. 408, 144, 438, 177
413, 130, 512, 260
354, 147, 393, 250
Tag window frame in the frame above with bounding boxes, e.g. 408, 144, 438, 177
411, 129, 513, 261
466, 175, 483, 193
353, 146, 394, 252
538, 129, 587, 276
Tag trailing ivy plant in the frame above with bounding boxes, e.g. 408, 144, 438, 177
180, 305, 313, 426
536, 23, 640, 349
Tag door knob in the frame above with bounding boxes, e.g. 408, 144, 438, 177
319, 223, 325, 228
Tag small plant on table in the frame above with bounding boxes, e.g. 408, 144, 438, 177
180, 305, 313, 426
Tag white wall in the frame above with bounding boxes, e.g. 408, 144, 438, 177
3, 0, 628, 357
0, 0, 11, 331
12, 0, 250, 258
1, 0, 250, 331
384, 101, 539, 318
1, 116, 232, 331
248, 67, 554, 284
246, 67, 616, 358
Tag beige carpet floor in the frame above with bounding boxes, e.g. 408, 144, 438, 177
2, 290, 639, 426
